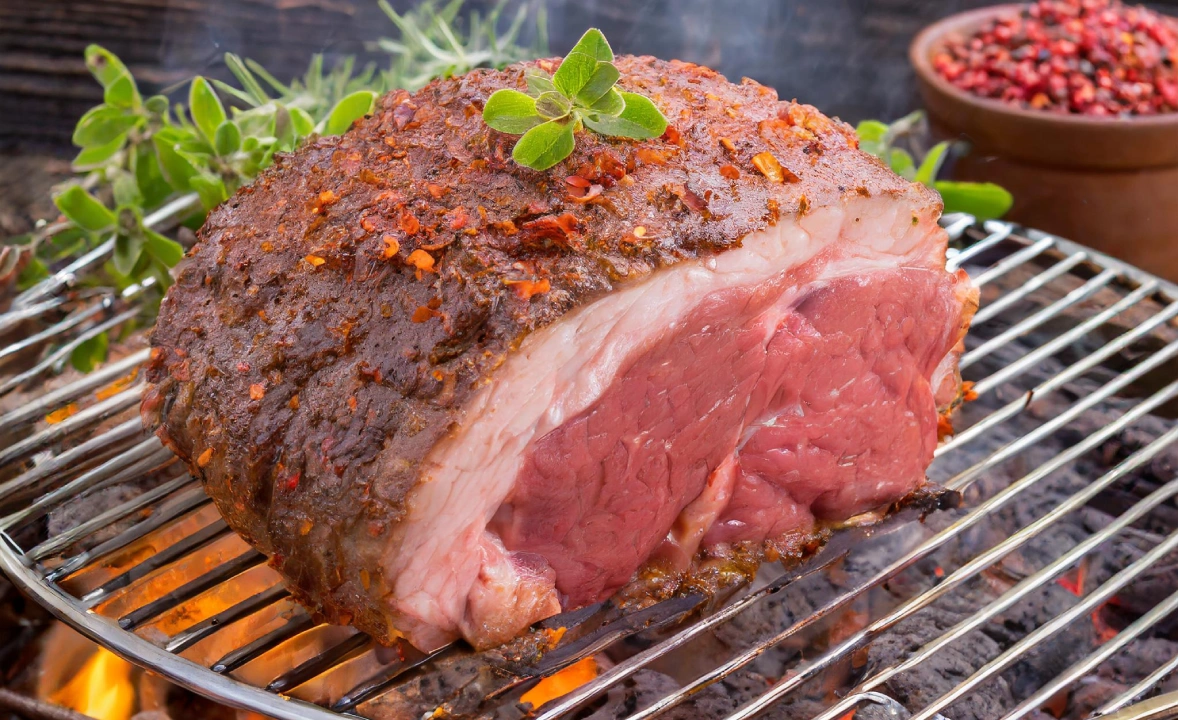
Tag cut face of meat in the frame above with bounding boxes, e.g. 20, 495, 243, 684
388, 204, 974, 651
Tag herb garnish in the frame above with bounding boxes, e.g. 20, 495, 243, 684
855, 112, 1013, 221
482, 28, 668, 171
9, 0, 547, 373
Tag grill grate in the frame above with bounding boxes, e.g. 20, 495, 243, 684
0, 216, 1177, 720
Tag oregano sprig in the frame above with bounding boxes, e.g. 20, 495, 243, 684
482, 28, 668, 171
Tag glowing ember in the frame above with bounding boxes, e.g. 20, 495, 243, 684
1091, 607, 1120, 644
1056, 559, 1088, 597
521, 657, 598, 708
50, 647, 135, 720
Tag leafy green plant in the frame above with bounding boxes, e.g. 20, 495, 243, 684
483, 28, 667, 170
855, 112, 1013, 221
10, 0, 547, 372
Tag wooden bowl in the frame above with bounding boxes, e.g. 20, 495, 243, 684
910, 4, 1178, 280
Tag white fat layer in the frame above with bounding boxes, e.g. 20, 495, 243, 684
386, 196, 946, 647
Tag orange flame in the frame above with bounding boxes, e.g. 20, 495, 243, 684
50, 647, 135, 720
521, 657, 598, 709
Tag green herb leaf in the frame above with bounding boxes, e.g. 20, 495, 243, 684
214, 120, 242, 156
512, 119, 575, 171
190, 174, 229, 210
72, 133, 127, 169
145, 95, 169, 116
16, 256, 48, 291
53, 185, 116, 232
72, 106, 140, 148
112, 171, 144, 209
145, 228, 185, 267
113, 231, 145, 276
915, 141, 950, 185
290, 107, 316, 137
324, 90, 377, 135
189, 77, 227, 144
933, 181, 1014, 220
84, 46, 140, 109
525, 68, 556, 96
589, 88, 625, 115
152, 129, 198, 191
134, 143, 171, 208
855, 120, 889, 143
483, 89, 544, 133
583, 92, 667, 139
553, 51, 597, 99
567, 27, 613, 62
575, 62, 620, 106
888, 148, 916, 181
70, 331, 109, 373
535, 91, 572, 120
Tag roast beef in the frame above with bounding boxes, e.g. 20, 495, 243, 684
142, 55, 977, 652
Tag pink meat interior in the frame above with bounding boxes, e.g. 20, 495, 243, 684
491, 266, 965, 609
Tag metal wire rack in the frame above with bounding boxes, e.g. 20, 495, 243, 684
0, 215, 1176, 720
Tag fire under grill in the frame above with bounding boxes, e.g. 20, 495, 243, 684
0, 216, 1177, 720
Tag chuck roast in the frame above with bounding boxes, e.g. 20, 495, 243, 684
142, 55, 977, 652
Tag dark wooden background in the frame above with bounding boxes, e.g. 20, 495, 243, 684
5, 0, 1178, 149
1, 0, 1134, 151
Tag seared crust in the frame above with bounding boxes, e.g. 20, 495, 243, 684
142, 55, 937, 642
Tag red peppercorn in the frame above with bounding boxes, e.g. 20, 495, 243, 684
936, 0, 1178, 116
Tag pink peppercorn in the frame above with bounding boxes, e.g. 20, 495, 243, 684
934, 0, 1178, 116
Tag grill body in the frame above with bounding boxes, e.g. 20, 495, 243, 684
1, 216, 1176, 720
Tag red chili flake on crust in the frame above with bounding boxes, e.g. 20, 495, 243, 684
289, 394, 300, 410
752, 152, 787, 183
447, 207, 469, 230
504, 277, 551, 300
412, 306, 438, 323
318, 190, 338, 206
406, 249, 435, 273
305, 254, 327, 267
260, 241, 274, 252
427, 183, 448, 199
518, 213, 581, 250
635, 147, 673, 166
668, 183, 709, 214
382, 236, 400, 259
284, 472, 301, 491
393, 102, 417, 129
398, 212, 420, 235
719, 164, 740, 179
249, 383, 266, 400
197, 447, 214, 467
719, 137, 737, 153
237, 361, 251, 373
347, 396, 358, 410
962, 380, 979, 402
360, 217, 377, 232
661, 125, 683, 145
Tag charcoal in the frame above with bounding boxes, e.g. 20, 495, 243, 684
865, 607, 1014, 720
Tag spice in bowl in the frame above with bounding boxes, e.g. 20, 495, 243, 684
933, 0, 1178, 116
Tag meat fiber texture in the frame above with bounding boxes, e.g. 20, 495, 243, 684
142, 55, 977, 652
